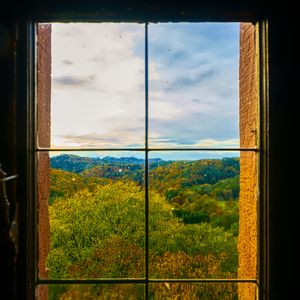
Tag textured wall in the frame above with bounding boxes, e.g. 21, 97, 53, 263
238, 23, 258, 299
37, 24, 51, 300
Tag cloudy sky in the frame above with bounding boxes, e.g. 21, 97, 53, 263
50, 22, 240, 158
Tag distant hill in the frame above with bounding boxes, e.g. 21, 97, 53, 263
50, 154, 164, 173
49, 168, 111, 204
51, 154, 101, 173
51, 155, 239, 197
50, 155, 240, 225
149, 157, 240, 193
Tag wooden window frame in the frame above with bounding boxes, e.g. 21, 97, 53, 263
14, 3, 270, 300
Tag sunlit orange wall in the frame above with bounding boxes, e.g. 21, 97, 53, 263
37, 23, 51, 300
238, 22, 258, 299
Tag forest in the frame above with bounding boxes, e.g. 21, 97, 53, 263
46, 154, 240, 299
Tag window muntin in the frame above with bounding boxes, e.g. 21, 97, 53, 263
36, 21, 259, 299
37, 282, 258, 299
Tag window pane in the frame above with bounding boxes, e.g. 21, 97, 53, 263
37, 151, 145, 279
35, 21, 260, 294
37, 23, 145, 149
37, 284, 145, 300
148, 23, 243, 148
149, 282, 257, 300
149, 151, 242, 279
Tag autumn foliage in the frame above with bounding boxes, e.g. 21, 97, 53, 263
46, 156, 240, 299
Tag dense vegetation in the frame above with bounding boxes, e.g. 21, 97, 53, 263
47, 155, 240, 299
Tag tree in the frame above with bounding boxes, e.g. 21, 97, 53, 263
47, 179, 238, 299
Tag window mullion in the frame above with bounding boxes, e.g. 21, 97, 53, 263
144, 22, 150, 300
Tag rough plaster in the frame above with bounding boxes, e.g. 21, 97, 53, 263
37, 24, 51, 300
238, 22, 258, 299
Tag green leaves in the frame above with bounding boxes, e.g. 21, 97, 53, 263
47, 157, 240, 298
47, 180, 238, 280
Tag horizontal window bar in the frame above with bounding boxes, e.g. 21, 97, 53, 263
36, 147, 259, 152
37, 278, 258, 285
146, 148, 258, 152
150, 278, 258, 283
36, 147, 147, 152
38, 279, 146, 285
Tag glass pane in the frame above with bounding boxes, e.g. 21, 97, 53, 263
149, 151, 241, 279
37, 284, 145, 300
37, 23, 145, 148
148, 23, 242, 148
149, 282, 258, 300
37, 151, 145, 279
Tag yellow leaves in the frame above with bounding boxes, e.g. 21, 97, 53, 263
47, 174, 238, 299
150, 251, 237, 299
58, 284, 143, 300
164, 282, 171, 290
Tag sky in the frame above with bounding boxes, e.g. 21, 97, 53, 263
50, 22, 240, 159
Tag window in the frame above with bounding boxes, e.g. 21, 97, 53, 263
33, 20, 266, 299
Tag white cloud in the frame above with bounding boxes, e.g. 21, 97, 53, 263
150, 100, 183, 120
50, 22, 240, 151
148, 23, 239, 147
51, 23, 145, 148
194, 138, 240, 148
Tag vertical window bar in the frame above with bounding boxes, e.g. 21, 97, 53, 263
29, 20, 38, 299
145, 23, 149, 151
144, 22, 149, 300
259, 20, 269, 300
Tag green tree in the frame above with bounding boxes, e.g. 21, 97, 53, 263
47, 175, 239, 299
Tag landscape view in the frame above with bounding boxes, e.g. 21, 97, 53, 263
37, 22, 250, 299
44, 153, 241, 299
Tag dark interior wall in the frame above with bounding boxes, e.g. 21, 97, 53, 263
268, 10, 295, 300
0, 15, 18, 300
0, 18, 16, 184
0, 1, 295, 299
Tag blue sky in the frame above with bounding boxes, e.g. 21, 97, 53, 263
148, 23, 239, 148
50, 22, 240, 159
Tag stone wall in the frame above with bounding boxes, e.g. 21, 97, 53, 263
238, 22, 258, 299
37, 23, 51, 300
